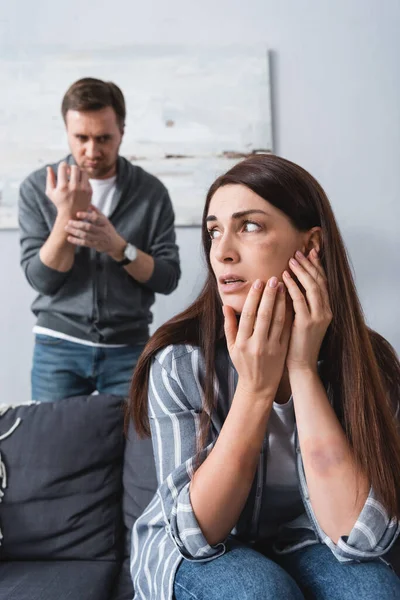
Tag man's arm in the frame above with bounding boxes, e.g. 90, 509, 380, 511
19, 162, 93, 296
40, 163, 92, 271
38, 211, 75, 273
109, 241, 155, 284
138, 190, 181, 294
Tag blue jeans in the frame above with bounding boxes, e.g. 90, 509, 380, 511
31, 334, 146, 401
174, 539, 400, 599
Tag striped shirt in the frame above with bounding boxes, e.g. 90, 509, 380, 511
130, 343, 400, 600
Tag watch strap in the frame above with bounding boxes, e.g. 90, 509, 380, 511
115, 243, 137, 266
116, 256, 132, 266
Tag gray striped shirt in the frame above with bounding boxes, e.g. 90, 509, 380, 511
130, 343, 400, 600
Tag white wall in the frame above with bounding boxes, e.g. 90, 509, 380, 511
1, 0, 399, 400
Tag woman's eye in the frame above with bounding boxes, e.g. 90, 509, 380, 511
207, 229, 221, 240
243, 221, 261, 232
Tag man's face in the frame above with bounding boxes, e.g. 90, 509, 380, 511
65, 107, 123, 179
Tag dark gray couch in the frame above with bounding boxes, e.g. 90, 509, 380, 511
1, 394, 399, 600
0, 394, 157, 600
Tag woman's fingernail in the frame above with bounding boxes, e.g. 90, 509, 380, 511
283, 270, 291, 278
268, 276, 278, 288
289, 258, 298, 266
253, 279, 262, 290
295, 250, 304, 259
278, 282, 285, 293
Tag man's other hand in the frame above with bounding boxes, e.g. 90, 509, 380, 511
64, 205, 126, 259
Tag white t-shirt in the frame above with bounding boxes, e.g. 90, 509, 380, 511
89, 175, 117, 217
33, 175, 125, 347
258, 396, 304, 539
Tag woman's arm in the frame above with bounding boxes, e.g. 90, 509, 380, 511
283, 249, 369, 543
190, 278, 292, 545
190, 386, 273, 546
147, 283, 288, 561
290, 369, 369, 542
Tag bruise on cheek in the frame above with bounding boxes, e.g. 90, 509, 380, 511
254, 236, 280, 255
255, 236, 294, 276
256, 228, 294, 254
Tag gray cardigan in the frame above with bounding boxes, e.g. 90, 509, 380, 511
18, 155, 181, 344
130, 343, 400, 600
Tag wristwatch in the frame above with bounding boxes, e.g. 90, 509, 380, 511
116, 243, 138, 266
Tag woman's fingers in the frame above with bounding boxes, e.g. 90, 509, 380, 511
294, 250, 331, 309
262, 282, 286, 342
242, 276, 283, 342
294, 250, 324, 281
288, 256, 323, 316
223, 305, 238, 351
281, 302, 294, 347
307, 249, 326, 279
236, 279, 266, 342
282, 270, 310, 318
308, 249, 331, 309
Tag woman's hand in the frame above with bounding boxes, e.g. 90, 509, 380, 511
283, 249, 332, 374
223, 277, 292, 398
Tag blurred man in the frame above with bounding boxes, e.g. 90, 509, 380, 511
19, 78, 180, 401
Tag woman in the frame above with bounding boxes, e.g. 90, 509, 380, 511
128, 154, 400, 600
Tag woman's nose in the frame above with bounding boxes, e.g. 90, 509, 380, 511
214, 234, 239, 263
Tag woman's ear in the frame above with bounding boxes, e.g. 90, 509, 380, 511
302, 227, 322, 255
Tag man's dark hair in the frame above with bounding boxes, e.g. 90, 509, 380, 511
61, 77, 126, 131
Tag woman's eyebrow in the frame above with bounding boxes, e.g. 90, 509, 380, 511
206, 209, 269, 222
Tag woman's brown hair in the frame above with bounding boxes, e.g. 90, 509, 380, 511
128, 153, 400, 518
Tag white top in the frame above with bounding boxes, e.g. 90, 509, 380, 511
89, 175, 117, 217
259, 395, 304, 538
33, 326, 127, 348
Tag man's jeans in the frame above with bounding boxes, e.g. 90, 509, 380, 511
174, 539, 400, 600
31, 334, 146, 401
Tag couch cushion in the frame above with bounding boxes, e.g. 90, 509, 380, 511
0, 394, 125, 561
110, 558, 134, 600
0, 560, 118, 600
122, 420, 157, 557
386, 539, 400, 576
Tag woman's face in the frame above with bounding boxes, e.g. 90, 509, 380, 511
207, 184, 311, 313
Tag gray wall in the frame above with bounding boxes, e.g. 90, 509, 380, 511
1, 0, 399, 401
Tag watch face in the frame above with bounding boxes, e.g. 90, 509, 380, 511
125, 244, 137, 262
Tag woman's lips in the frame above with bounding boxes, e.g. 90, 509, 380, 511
219, 280, 248, 293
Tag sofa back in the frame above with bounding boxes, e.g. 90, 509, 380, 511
0, 394, 157, 563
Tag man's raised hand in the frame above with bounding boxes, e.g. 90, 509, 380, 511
46, 162, 92, 217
